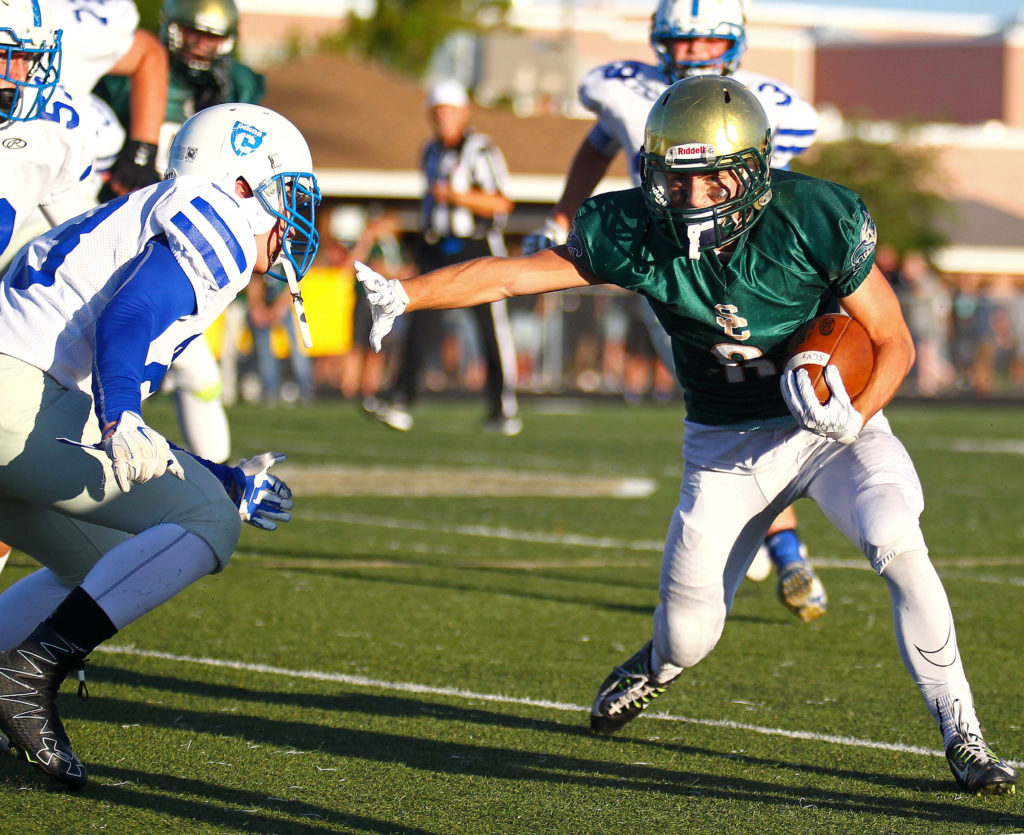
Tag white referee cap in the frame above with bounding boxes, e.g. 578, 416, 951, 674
426, 79, 469, 109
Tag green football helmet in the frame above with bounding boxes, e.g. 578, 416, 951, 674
640, 75, 772, 258
160, 0, 239, 72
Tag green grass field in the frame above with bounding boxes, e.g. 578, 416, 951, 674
2, 397, 1024, 834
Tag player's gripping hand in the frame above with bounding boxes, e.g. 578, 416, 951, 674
520, 218, 568, 256
781, 365, 864, 445
108, 139, 160, 195
102, 411, 186, 493
233, 452, 293, 531
354, 261, 409, 352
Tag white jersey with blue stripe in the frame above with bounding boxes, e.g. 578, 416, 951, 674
0, 85, 96, 259
0, 176, 255, 398
578, 61, 819, 177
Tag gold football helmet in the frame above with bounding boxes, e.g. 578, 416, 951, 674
641, 75, 772, 257
161, 0, 239, 72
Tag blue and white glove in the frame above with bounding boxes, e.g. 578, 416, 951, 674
354, 261, 409, 352
102, 410, 185, 493
234, 451, 293, 531
520, 218, 568, 256
781, 365, 864, 445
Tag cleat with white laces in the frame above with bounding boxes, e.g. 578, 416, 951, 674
946, 732, 1018, 795
590, 641, 680, 734
777, 560, 827, 622
0, 623, 88, 789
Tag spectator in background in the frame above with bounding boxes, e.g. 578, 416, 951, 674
246, 273, 316, 405
365, 80, 521, 436
897, 252, 952, 396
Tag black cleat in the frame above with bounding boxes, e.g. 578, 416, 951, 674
946, 733, 1018, 796
0, 623, 88, 789
590, 641, 680, 734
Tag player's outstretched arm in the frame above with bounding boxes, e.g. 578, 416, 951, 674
356, 248, 595, 351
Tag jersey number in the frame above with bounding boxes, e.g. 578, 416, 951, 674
602, 62, 662, 103
70, 1, 109, 24
711, 342, 776, 384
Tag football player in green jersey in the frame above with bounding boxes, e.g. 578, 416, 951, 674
354, 76, 1016, 796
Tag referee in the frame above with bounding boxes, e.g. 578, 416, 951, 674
367, 80, 521, 435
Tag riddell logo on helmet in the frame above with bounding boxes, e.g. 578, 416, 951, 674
665, 144, 717, 165
231, 121, 266, 157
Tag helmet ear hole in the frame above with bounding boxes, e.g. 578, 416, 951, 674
235, 177, 254, 198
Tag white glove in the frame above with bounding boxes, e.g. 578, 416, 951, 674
780, 365, 864, 445
102, 411, 185, 493
520, 218, 568, 256
354, 260, 409, 352
235, 451, 293, 531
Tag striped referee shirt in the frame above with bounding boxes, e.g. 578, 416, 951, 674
420, 130, 511, 241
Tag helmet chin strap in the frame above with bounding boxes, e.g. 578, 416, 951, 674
686, 220, 716, 260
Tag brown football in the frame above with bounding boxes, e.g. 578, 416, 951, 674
784, 314, 874, 403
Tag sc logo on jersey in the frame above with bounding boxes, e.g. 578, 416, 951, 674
231, 121, 266, 157
715, 304, 750, 341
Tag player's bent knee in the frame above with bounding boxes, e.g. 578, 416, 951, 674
655, 598, 725, 669
170, 492, 241, 572
856, 484, 927, 574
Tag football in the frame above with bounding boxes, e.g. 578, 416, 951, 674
784, 314, 874, 403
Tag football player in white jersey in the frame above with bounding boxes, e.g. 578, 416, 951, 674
523, 0, 826, 622
0, 102, 319, 789
52, 0, 168, 195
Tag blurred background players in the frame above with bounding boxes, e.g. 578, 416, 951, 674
95, 0, 268, 463
52, 0, 168, 196
521, 0, 826, 621
365, 80, 521, 436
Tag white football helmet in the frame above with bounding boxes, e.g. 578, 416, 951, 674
650, 0, 746, 81
165, 102, 321, 280
0, 0, 62, 122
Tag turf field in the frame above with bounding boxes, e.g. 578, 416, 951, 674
2, 397, 1023, 834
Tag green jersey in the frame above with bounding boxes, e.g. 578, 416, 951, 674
567, 169, 876, 427
95, 60, 265, 164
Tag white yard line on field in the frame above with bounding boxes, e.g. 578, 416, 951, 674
295, 510, 667, 551
97, 644, 1022, 769
291, 510, 1024, 574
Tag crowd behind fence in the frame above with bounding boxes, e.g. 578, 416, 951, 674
237, 228, 1024, 404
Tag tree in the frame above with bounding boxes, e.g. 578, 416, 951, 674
328, 0, 510, 78
791, 132, 951, 259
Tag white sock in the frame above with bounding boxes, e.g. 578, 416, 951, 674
883, 548, 981, 745
649, 641, 685, 685
80, 524, 218, 630
0, 567, 74, 649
